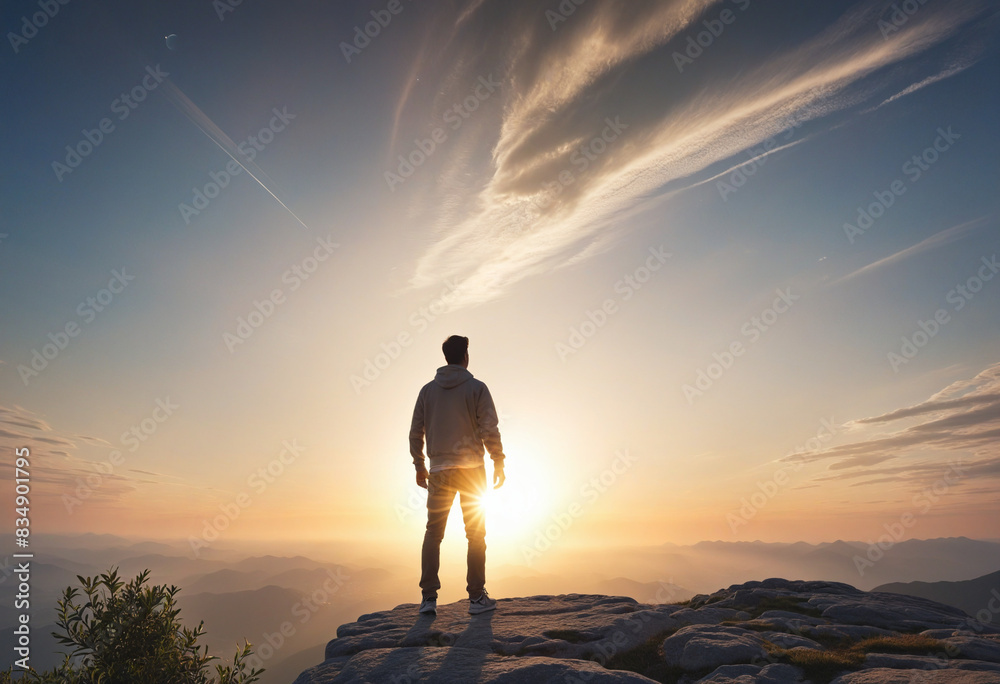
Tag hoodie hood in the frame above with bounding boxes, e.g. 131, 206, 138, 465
434, 365, 473, 389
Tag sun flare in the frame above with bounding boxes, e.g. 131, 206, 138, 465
435, 457, 557, 561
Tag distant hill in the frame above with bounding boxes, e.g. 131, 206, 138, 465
567, 536, 1000, 592
182, 567, 272, 594
874, 569, 1000, 627
592, 577, 694, 603
264, 643, 327, 684
179, 563, 394, 599
176, 584, 405, 684
232, 554, 328, 574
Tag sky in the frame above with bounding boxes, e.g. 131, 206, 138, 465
1, 0, 999, 566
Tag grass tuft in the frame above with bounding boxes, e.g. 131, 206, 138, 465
602, 628, 688, 684
854, 633, 944, 655
765, 633, 947, 683
777, 648, 863, 682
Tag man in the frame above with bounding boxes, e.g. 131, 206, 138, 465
409, 335, 506, 616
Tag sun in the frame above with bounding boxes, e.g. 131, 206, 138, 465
424, 440, 565, 567
480, 459, 557, 550
439, 468, 551, 547
434, 462, 554, 555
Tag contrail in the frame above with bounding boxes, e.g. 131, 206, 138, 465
161, 80, 310, 230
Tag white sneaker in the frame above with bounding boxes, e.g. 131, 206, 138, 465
419, 598, 436, 614
468, 590, 497, 615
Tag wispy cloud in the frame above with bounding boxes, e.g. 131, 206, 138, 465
679, 137, 811, 195
396, 0, 992, 308
872, 59, 976, 111
856, 391, 1000, 425
0, 405, 141, 504
830, 215, 993, 286
780, 362, 1000, 495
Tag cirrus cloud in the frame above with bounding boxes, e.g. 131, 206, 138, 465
393, 0, 995, 308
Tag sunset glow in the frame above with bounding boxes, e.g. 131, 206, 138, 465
2, 0, 999, 568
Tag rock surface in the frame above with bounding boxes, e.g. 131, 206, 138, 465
661, 625, 768, 670
293, 578, 1000, 683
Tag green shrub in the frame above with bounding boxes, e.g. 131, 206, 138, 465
2, 568, 263, 684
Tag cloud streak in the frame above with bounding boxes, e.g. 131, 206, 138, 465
780, 363, 1000, 498
396, 0, 993, 308
0, 405, 144, 506
831, 215, 993, 286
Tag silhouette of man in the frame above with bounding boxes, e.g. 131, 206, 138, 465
409, 335, 505, 615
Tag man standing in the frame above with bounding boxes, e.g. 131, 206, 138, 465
409, 335, 506, 615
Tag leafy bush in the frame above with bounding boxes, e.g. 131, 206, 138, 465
1, 568, 263, 684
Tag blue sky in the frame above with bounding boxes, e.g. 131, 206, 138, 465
1, 0, 999, 555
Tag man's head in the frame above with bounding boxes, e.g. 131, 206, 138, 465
442, 335, 469, 367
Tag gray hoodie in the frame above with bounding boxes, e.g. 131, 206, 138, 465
409, 365, 505, 472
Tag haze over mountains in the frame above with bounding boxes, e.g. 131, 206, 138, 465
875, 570, 1000, 629
3, 534, 998, 683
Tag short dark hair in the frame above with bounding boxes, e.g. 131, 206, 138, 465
442, 335, 469, 364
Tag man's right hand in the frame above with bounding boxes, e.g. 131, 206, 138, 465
416, 467, 429, 489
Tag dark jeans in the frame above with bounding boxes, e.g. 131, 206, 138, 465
420, 465, 486, 600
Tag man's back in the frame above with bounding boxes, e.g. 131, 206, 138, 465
410, 364, 504, 473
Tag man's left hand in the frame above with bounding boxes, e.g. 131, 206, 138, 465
493, 466, 505, 489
